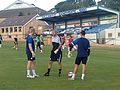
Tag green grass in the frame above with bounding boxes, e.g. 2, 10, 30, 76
0, 42, 120, 90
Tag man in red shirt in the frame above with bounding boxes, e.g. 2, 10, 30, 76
61, 34, 65, 49
68, 35, 74, 58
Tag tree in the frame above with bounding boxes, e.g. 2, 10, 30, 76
55, 0, 96, 12
99, 0, 120, 11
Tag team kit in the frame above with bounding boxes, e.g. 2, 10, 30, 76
26, 26, 90, 80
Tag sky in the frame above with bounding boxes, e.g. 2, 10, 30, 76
0, 0, 100, 11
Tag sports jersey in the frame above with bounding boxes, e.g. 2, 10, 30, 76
36, 36, 40, 43
72, 38, 90, 57
41, 37, 44, 42
61, 36, 65, 43
26, 35, 35, 53
68, 38, 73, 44
52, 35, 61, 51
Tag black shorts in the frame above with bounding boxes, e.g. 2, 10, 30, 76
14, 41, 18, 45
75, 57, 88, 65
50, 50, 62, 63
26, 52, 35, 61
37, 42, 40, 47
69, 44, 73, 51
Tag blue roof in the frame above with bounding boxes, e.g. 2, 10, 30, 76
37, 6, 119, 23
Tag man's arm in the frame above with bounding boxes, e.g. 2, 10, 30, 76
87, 48, 90, 56
70, 38, 79, 50
87, 41, 91, 56
54, 36, 62, 54
29, 44, 35, 57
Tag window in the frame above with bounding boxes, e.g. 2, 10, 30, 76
6, 28, 8, 33
14, 27, 17, 32
19, 27, 22, 32
2, 28, 4, 33
10, 27, 13, 33
108, 33, 112, 37
118, 33, 120, 37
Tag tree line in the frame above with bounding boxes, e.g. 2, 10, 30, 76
54, 0, 120, 12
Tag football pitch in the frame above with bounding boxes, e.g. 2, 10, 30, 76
0, 42, 120, 90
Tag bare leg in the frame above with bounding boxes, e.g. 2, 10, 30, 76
73, 64, 79, 74
81, 64, 86, 80
69, 64, 79, 80
44, 61, 53, 76
27, 61, 32, 76
58, 62, 62, 76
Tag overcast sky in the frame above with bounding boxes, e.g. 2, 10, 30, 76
0, 0, 100, 11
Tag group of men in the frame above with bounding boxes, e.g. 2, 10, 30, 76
26, 26, 90, 80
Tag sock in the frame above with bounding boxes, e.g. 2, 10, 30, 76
47, 68, 51, 74
27, 70, 30, 76
68, 51, 70, 57
71, 73, 75, 79
58, 69, 62, 74
32, 69, 37, 75
40, 50, 42, 52
0, 44, 1, 48
81, 74, 85, 79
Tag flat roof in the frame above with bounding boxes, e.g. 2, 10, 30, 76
37, 6, 119, 23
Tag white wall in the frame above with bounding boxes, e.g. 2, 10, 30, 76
86, 33, 97, 43
101, 28, 120, 45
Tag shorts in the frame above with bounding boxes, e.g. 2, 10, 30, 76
69, 44, 73, 51
50, 50, 62, 63
37, 42, 41, 47
14, 41, 18, 45
75, 57, 88, 65
26, 52, 35, 61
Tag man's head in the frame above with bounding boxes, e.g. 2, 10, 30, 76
80, 30, 86, 37
29, 26, 35, 35
52, 30, 57, 36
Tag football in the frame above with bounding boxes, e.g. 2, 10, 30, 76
68, 72, 73, 78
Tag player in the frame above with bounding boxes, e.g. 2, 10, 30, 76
69, 30, 90, 80
0, 34, 3, 48
61, 34, 65, 49
44, 30, 62, 77
36, 34, 42, 53
26, 26, 39, 78
67, 35, 74, 58
13, 35, 18, 50
40, 35, 44, 50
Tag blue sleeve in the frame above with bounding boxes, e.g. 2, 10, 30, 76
72, 38, 79, 45
28, 36, 33, 44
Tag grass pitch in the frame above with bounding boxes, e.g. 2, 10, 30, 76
0, 42, 120, 90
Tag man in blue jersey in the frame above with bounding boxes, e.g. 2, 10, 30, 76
26, 26, 39, 78
44, 30, 62, 77
69, 30, 90, 80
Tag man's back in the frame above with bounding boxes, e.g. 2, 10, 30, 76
73, 38, 90, 57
